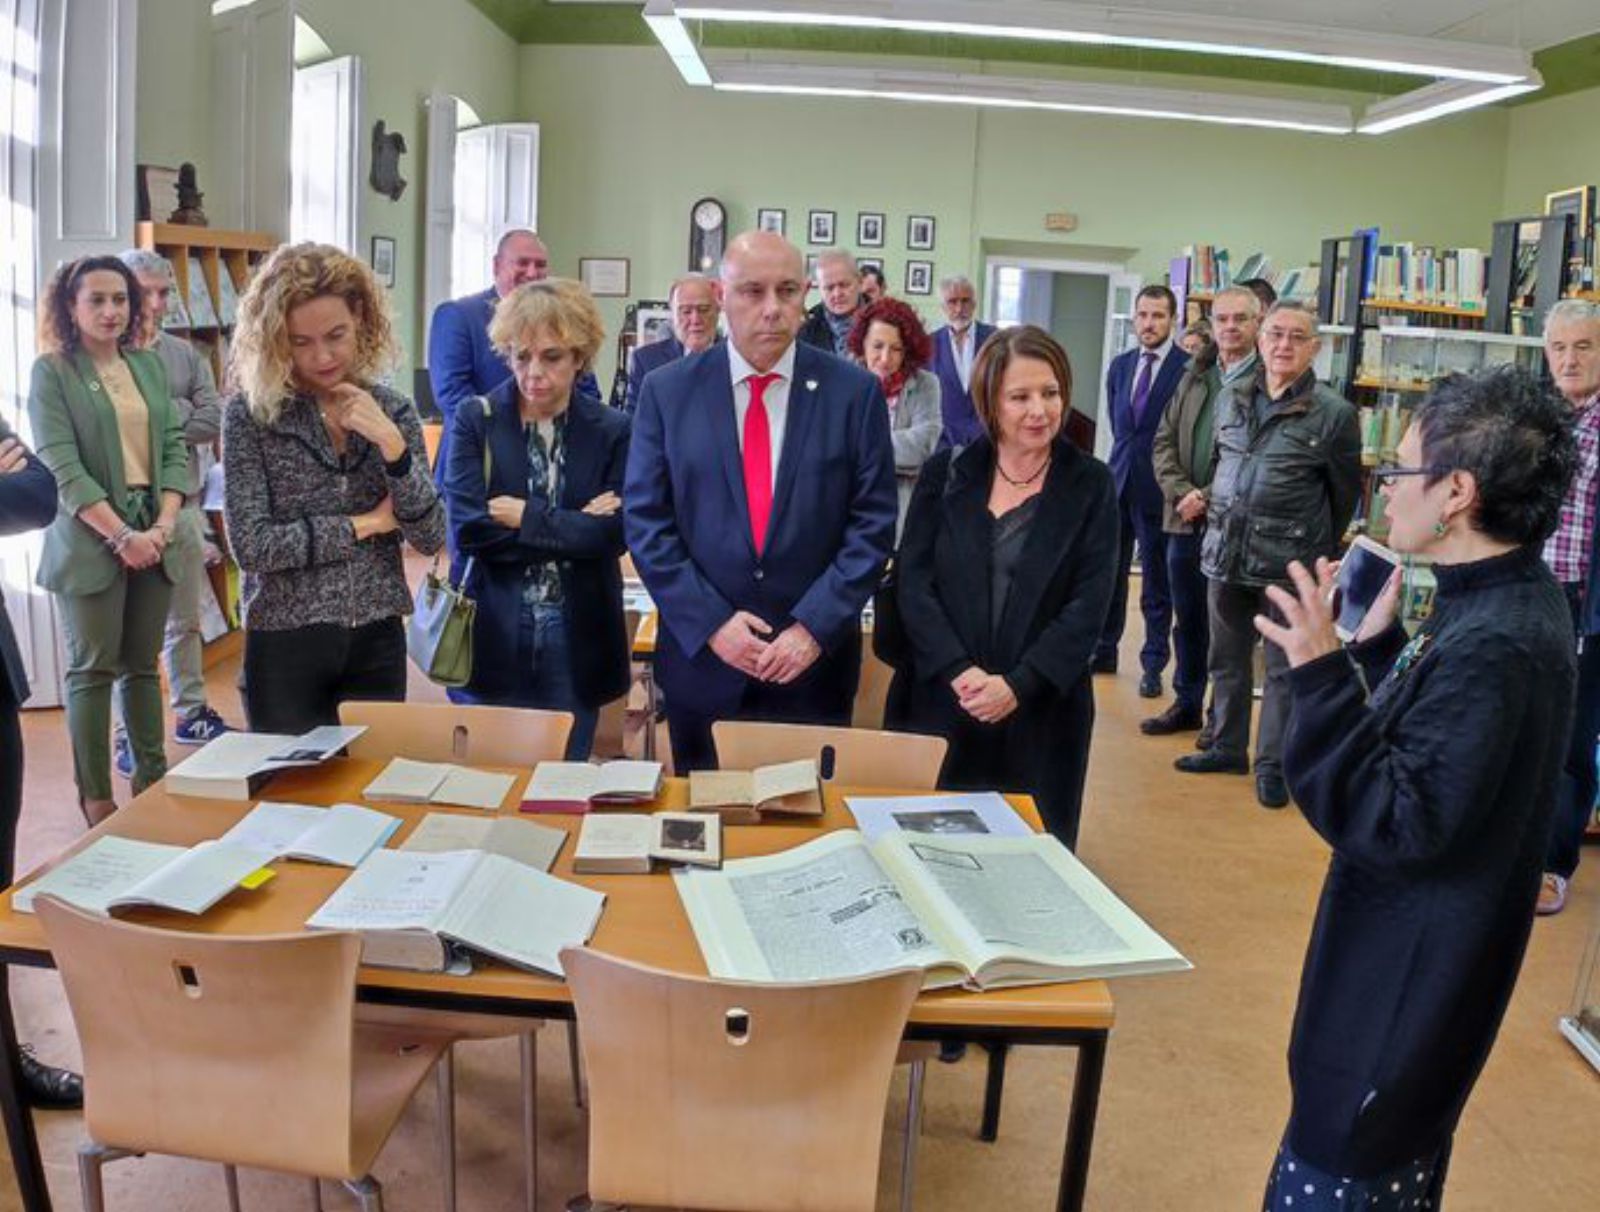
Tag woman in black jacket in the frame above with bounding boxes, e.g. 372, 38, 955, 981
443, 279, 629, 760
1255, 366, 1576, 1210
896, 325, 1118, 848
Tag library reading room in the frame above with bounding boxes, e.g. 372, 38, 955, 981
4, 1, 1600, 1209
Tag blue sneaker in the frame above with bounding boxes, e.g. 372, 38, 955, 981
174, 706, 231, 746
112, 730, 133, 779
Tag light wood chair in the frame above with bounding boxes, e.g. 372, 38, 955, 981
339, 701, 573, 766
561, 947, 922, 1212
710, 721, 949, 789
35, 897, 452, 1212
341, 698, 578, 1212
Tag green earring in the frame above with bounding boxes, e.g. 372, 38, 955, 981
1432, 519, 1448, 538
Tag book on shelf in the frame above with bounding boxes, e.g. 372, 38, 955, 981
159, 258, 190, 329
1367, 243, 1486, 310
363, 758, 517, 811
214, 266, 240, 326
573, 811, 723, 874
1274, 265, 1320, 304
1355, 226, 1380, 298
1233, 251, 1272, 285
306, 848, 605, 975
674, 830, 1189, 992
519, 760, 664, 812
400, 813, 567, 871
12, 836, 272, 916
1178, 244, 1231, 295
687, 759, 822, 823
218, 801, 401, 868
166, 726, 367, 800
184, 270, 218, 327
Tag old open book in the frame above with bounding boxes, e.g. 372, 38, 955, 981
674, 830, 1188, 991
12, 836, 272, 917
687, 759, 822, 823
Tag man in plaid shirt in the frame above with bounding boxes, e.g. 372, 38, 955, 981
1538, 299, 1600, 915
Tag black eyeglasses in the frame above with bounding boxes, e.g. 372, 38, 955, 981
1372, 462, 1449, 484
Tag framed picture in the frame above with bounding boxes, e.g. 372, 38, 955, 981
634, 303, 673, 348
806, 253, 821, 282
905, 260, 933, 296
1545, 186, 1596, 285
370, 236, 396, 288
757, 208, 786, 236
135, 164, 180, 223
858, 256, 884, 276
808, 209, 836, 245
579, 257, 630, 297
907, 215, 936, 251
857, 211, 885, 248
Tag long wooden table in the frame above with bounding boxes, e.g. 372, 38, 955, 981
0, 762, 1115, 1211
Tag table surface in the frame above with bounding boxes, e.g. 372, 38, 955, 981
0, 761, 1114, 1032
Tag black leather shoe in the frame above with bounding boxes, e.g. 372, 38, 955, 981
1138, 672, 1162, 699
1195, 726, 1215, 750
1140, 703, 1203, 736
1091, 654, 1118, 675
1174, 751, 1249, 775
1256, 772, 1290, 810
18, 1046, 83, 1110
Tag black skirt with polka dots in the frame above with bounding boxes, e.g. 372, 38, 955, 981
1262, 1135, 1450, 1211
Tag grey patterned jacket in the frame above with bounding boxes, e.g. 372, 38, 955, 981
222, 384, 445, 632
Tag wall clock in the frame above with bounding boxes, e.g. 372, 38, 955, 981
690, 197, 727, 273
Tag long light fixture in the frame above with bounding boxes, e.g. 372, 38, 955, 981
672, 0, 1534, 85
644, 0, 712, 85
712, 64, 1355, 134
1357, 74, 1543, 134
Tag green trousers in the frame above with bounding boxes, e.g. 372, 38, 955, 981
56, 566, 174, 801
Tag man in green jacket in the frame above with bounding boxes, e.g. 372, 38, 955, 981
1147, 286, 1262, 737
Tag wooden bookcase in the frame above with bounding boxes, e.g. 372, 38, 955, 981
133, 222, 276, 385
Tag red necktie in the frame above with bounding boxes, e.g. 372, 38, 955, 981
743, 372, 779, 554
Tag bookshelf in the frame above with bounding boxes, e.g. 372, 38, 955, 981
133, 222, 276, 384
1485, 214, 1570, 338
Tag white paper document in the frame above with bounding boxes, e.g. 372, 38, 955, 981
13, 836, 270, 916
845, 792, 1034, 842
219, 801, 400, 867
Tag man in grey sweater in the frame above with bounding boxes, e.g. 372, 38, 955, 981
112, 250, 233, 771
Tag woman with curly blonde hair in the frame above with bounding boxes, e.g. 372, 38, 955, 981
222, 243, 444, 732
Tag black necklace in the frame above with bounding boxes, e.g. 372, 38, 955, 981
995, 453, 1050, 487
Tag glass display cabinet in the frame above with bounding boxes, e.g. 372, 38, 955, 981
1561, 903, 1600, 1075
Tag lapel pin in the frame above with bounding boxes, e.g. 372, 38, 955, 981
805, 379, 818, 392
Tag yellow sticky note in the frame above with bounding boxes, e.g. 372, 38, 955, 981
239, 867, 276, 891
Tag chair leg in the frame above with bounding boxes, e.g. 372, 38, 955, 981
224, 1163, 242, 1212
566, 1020, 585, 1110
309, 1177, 324, 1211
522, 1030, 540, 1212
77, 1143, 111, 1212
346, 1174, 385, 1212
900, 1059, 926, 1212
437, 1047, 457, 1212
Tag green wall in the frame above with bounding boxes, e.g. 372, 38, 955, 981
1501, 86, 1600, 217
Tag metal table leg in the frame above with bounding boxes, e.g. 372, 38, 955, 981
0, 965, 53, 1211
1056, 1032, 1108, 1212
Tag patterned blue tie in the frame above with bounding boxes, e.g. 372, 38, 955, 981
1131, 351, 1156, 425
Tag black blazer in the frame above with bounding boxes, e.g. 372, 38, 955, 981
444, 382, 632, 709
0, 419, 58, 705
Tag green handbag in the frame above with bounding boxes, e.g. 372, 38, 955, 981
407, 557, 476, 687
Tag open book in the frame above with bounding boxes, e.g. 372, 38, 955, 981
219, 802, 400, 867
363, 758, 517, 811
166, 726, 367, 800
400, 813, 567, 871
573, 812, 722, 874
674, 830, 1188, 991
520, 760, 664, 811
306, 849, 604, 976
687, 759, 822, 823
12, 836, 272, 916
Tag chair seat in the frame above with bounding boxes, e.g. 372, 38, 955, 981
347, 1023, 455, 1179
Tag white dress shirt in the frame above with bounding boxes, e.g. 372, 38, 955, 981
948, 325, 977, 391
728, 340, 797, 490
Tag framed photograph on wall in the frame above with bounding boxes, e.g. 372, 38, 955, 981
635, 302, 673, 348
905, 261, 933, 296
808, 209, 836, 245
858, 256, 884, 277
806, 253, 821, 282
907, 215, 936, 251
757, 208, 786, 235
857, 211, 885, 248
370, 236, 396, 288
579, 257, 630, 297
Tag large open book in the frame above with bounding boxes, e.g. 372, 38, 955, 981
166, 726, 367, 800
13, 836, 272, 916
674, 831, 1188, 991
363, 759, 517, 810
219, 801, 400, 867
306, 849, 604, 976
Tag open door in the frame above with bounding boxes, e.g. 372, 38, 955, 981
1098, 271, 1142, 462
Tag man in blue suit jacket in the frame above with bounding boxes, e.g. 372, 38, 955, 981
625, 231, 897, 772
427, 229, 597, 484
624, 272, 721, 413
1095, 285, 1190, 699
928, 274, 996, 449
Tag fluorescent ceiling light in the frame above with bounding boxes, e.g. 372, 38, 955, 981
674, 0, 1533, 84
644, 0, 712, 85
711, 64, 1354, 134
1357, 74, 1543, 134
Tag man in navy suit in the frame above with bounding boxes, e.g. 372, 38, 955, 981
625, 231, 897, 772
928, 274, 996, 448
624, 272, 721, 413
1095, 285, 1190, 699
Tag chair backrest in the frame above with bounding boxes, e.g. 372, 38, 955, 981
36, 897, 365, 1178
562, 946, 921, 1212
712, 720, 948, 788
339, 700, 573, 766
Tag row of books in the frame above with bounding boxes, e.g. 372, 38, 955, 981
1367, 243, 1486, 310
157, 254, 241, 330
1171, 246, 1318, 302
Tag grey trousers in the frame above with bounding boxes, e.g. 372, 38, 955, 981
1206, 579, 1291, 776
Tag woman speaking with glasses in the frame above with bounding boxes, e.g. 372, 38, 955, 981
1253, 365, 1576, 1210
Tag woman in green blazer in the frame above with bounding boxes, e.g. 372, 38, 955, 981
29, 256, 189, 824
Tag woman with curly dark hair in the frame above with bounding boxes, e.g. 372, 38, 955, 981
846, 296, 942, 538
1255, 365, 1577, 1211
29, 256, 189, 824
